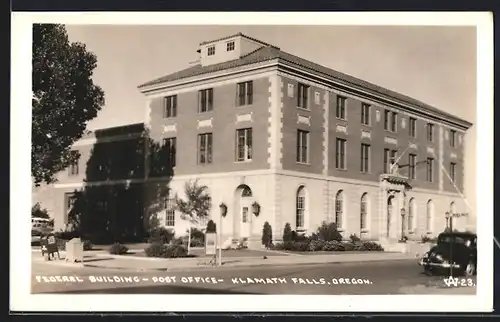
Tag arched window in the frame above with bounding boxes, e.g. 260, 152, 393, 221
408, 198, 416, 231
360, 193, 368, 231
241, 186, 252, 197
296, 186, 306, 229
426, 200, 434, 232
335, 190, 344, 229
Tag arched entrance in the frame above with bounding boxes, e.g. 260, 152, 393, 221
387, 196, 395, 238
234, 184, 253, 238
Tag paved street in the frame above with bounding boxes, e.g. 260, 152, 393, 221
32, 258, 476, 295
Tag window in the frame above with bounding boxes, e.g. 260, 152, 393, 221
360, 143, 370, 173
198, 133, 213, 164
165, 198, 175, 227
296, 186, 306, 229
409, 154, 417, 179
408, 198, 415, 231
450, 129, 456, 147
391, 112, 397, 132
426, 157, 434, 182
335, 138, 346, 170
236, 128, 252, 161
336, 96, 346, 119
360, 193, 368, 231
426, 200, 434, 232
65, 193, 76, 211
335, 190, 344, 229
450, 162, 456, 182
383, 149, 397, 173
384, 110, 390, 130
237, 81, 253, 106
207, 46, 215, 56
409, 117, 417, 137
163, 95, 177, 118
226, 41, 235, 51
296, 130, 309, 163
242, 207, 249, 223
297, 83, 309, 109
68, 151, 79, 176
163, 137, 177, 167
384, 110, 397, 132
361, 103, 370, 125
427, 123, 434, 142
198, 88, 213, 113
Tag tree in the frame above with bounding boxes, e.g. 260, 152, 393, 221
175, 179, 211, 254
32, 24, 105, 186
283, 223, 292, 242
262, 221, 273, 249
31, 202, 50, 219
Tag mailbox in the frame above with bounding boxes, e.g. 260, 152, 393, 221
65, 238, 84, 263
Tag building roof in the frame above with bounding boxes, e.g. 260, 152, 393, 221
199, 32, 276, 48
138, 44, 472, 128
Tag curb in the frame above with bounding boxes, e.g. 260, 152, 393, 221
82, 256, 415, 273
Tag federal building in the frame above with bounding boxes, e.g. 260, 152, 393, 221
33, 33, 473, 248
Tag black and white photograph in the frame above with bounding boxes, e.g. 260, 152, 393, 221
11, 12, 493, 312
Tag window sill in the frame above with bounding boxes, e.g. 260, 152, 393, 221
197, 110, 214, 115
235, 160, 252, 164
336, 117, 347, 121
426, 231, 433, 235
236, 104, 253, 109
296, 162, 310, 166
163, 116, 176, 119
296, 106, 311, 112
360, 229, 369, 234
361, 123, 372, 128
360, 171, 372, 175
384, 129, 398, 134
335, 168, 348, 172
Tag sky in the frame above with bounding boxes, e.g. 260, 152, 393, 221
65, 25, 477, 211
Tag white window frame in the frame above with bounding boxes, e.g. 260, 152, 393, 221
207, 46, 215, 56
336, 96, 346, 120
235, 128, 252, 162
198, 88, 213, 113
165, 198, 176, 227
237, 81, 253, 107
297, 83, 310, 110
163, 95, 177, 118
335, 190, 344, 230
360, 143, 370, 173
296, 186, 306, 229
226, 41, 235, 52
198, 133, 213, 164
426, 157, 434, 183
361, 103, 370, 125
409, 117, 417, 138
335, 138, 347, 170
296, 130, 310, 164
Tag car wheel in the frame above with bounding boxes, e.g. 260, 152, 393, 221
464, 262, 476, 277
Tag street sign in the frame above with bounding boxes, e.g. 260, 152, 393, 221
205, 233, 217, 255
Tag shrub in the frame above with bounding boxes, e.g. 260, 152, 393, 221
261, 222, 273, 248
190, 228, 205, 241
308, 239, 326, 251
349, 234, 361, 243
148, 227, 174, 244
109, 243, 129, 255
144, 243, 189, 258
316, 221, 343, 242
322, 240, 344, 251
292, 231, 309, 242
172, 237, 185, 246
272, 242, 285, 250
190, 237, 204, 248
32, 202, 50, 219
206, 220, 217, 233
283, 223, 293, 242
359, 241, 384, 252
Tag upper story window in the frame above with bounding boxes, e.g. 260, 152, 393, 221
207, 46, 215, 56
426, 123, 434, 142
360, 143, 370, 173
409, 117, 417, 138
361, 103, 370, 125
336, 96, 346, 120
198, 133, 213, 164
426, 157, 434, 182
383, 148, 397, 174
163, 95, 177, 118
163, 137, 177, 168
335, 138, 347, 170
68, 151, 79, 176
237, 81, 253, 106
450, 162, 457, 182
198, 88, 213, 113
226, 41, 235, 51
236, 128, 252, 162
384, 110, 397, 132
409, 153, 417, 180
296, 130, 309, 164
450, 129, 456, 147
297, 83, 309, 109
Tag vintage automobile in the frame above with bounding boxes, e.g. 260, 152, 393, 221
418, 231, 477, 277
31, 217, 53, 243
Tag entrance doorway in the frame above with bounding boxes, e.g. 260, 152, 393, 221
235, 184, 252, 238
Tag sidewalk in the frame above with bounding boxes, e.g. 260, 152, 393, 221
33, 249, 415, 272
